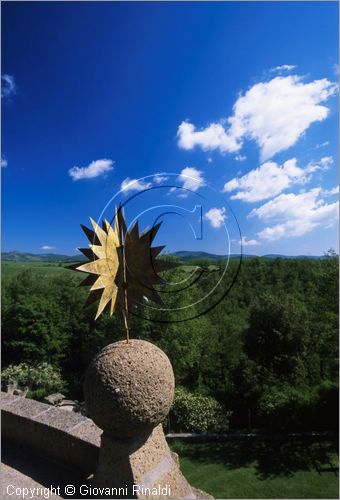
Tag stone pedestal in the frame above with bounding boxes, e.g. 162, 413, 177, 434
84, 339, 206, 499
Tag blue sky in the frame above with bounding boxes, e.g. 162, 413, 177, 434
2, 1, 338, 256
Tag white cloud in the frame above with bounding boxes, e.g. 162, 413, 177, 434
69, 159, 113, 181
207, 157, 213, 163
153, 174, 169, 184
235, 154, 246, 162
120, 177, 152, 193
251, 188, 339, 241
315, 141, 330, 149
223, 157, 331, 203
319, 156, 333, 168
228, 76, 338, 161
1, 74, 16, 98
250, 188, 320, 221
333, 64, 339, 76
1, 157, 8, 168
177, 166, 205, 192
323, 185, 339, 196
178, 75, 337, 161
271, 64, 297, 72
204, 207, 226, 228
41, 245, 55, 250
240, 236, 260, 246
177, 121, 239, 154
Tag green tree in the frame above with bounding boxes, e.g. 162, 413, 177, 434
3, 294, 70, 366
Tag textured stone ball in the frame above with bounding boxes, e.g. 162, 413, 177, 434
84, 339, 175, 439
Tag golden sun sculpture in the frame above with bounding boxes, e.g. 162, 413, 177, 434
70, 208, 177, 341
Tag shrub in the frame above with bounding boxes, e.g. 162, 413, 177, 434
2, 362, 66, 400
170, 387, 230, 433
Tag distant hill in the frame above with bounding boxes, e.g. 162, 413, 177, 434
1, 251, 85, 263
172, 251, 326, 261
173, 251, 229, 261
2, 250, 327, 263
261, 254, 326, 260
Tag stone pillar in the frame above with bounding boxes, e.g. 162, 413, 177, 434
84, 340, 206, 499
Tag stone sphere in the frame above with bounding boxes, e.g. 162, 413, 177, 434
84, 339, 175, 439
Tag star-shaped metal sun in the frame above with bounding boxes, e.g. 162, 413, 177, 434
70, 208, 177, 341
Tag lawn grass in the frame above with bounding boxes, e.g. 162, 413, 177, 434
170, 439, 339, 499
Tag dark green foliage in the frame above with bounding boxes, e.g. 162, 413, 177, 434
1, 252, 338, 431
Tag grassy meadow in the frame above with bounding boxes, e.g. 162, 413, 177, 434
2, 261, 75, 278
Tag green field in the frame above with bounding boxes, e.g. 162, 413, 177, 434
171, 440, 339, 499
1, 261, 75, 278
2, 261, 221, 278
